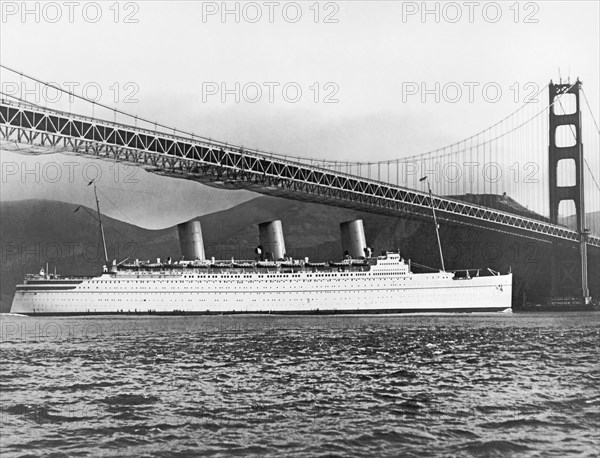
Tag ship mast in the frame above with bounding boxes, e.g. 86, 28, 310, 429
420, 176, 445, 272
90, 180, 109, 264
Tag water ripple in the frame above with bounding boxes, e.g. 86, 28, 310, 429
1, 312, 598, 457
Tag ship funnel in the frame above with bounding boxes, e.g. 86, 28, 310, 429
177, 220, 205, 260
258, 220, 286, 261
340, 219, 368, 258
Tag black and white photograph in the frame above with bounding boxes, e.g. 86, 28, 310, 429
0, 1, 599, 456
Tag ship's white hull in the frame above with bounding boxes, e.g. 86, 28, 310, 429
11, 270, 513, 315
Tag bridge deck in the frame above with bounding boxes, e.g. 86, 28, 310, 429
1, 100, 598, 248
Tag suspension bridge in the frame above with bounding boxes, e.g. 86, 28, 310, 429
1, 65, 599, 305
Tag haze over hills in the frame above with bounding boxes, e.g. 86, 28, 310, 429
0, 150, 255, 229
558, 212, 600, 233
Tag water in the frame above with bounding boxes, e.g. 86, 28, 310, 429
1, 312, 598, 457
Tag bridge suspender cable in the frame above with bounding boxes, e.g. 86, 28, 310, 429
580, 89, 600, 193
2, 65, 597, 235
0, 63, 222, 146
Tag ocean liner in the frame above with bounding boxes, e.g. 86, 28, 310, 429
10, 184, 513, 315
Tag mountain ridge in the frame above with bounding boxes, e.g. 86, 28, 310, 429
2, 198, 598, 312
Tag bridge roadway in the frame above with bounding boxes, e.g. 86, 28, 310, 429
1, 99, 599, 249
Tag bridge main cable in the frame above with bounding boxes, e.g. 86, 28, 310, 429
1, 97, 598, 247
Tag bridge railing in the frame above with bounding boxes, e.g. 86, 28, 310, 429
3, 98, 600, 249
0, 97, 540, 211
3, 66, 598, 230
0, 97, 435, 195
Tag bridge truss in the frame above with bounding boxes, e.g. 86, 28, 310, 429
1, 99, 598, 248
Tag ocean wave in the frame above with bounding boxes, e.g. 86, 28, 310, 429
1, 313, 598, 457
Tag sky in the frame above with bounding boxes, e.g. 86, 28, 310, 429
1, 0, 599, 228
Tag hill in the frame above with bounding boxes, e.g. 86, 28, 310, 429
558, 211, 600, 233
1, 197, 416, 312
0, 200, 178, 312
2, 197, 598, 311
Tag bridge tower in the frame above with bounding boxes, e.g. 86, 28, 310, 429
548, 80, 589, 300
